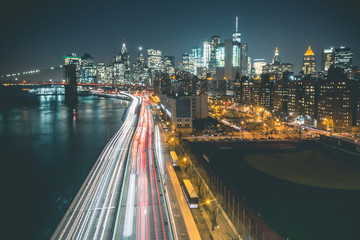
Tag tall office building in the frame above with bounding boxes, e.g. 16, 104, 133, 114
80, 53, 97, 83
132, 46, 150, 84
182, 53, 194, 74
232, 16, 241, 43
333, 47, 353, 73
202, 41, 211, 68
147, 49, 163, 71
253, 59, 266, 76
247, 57, 252, 75
273, 47, 281, 64
147, 49, 163, 84
321, 48, 334, 72
302, 46, 316, 75
241, 42, 248, 75
219, 39, 241, 81
112, 42, 131, 83
164, 56, 175, 76
215, 44, 225, 68
263, 47, 293, 78
191, 47, 203, 75
317, 67, 356, 132
209, 35, 220, 75
191, 47, 202, 59
233, 42, 241, 68
120, 42, 130, 69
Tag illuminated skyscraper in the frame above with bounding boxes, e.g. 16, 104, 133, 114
147, 49, 163, 84
253, 59, 266, 76
302, 46, 316, 75
333, 47, 353, 73
80, 53, 97, 83
191, 47, 203, 75
164, 56, 175, 76
147, 49, 163, 71
232, 42, 241, 68
241, 42, 248, 75
273, 47, 281, 64
182, 53, 194, 74
232, 16, 241, 43
209, 35, 220, 75
132, 46, 150, 84
202, 41, 211, 68
120, 42, 130, 69
321, 48, 334, 72
215, 44, 225, 68
263, 47, 293, 78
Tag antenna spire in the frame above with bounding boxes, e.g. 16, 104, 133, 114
236, 16, 238, 33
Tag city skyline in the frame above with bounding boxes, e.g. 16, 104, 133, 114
1, 0, 359, 74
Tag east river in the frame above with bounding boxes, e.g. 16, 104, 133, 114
1, 95, 128, 240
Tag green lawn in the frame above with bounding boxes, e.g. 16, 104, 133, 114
245, 150, 360, 190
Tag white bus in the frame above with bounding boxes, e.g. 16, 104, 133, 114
170, 151, 180, 171
181, 179, 199, 208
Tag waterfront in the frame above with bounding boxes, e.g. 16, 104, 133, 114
190, 141, 360, 240
1, 95, 128, 240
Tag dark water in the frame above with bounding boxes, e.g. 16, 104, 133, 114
1, 95, 128, 240
191, 142, 360, 240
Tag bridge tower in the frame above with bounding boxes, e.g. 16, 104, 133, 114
64, 64, 78, 105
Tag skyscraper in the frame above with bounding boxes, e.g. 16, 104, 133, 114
253, 59, 266, 76
202, 41, 211, 68
263, 47, 294, 78
302, 46, 316, 75
209, 35, 220, 75
224, 39, 234, 79
232, 16, 241, 44
321, 48, 334, 72
191, 47, 203, 75
182, 53, 194, 74
164, 56, 175, 76
215, 44, 225, 68
80, 53, 97, 83
147, 49, 163, 84
147, 49, 163, 71
333, 47, 353, 73
272, 47, 281, 64
241, 42, 248, 75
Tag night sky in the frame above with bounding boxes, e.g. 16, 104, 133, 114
1, 0, 359, 74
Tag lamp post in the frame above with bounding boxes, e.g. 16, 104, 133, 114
203, 199, 219, 232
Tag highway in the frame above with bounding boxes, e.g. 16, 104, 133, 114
112, 97, 171, 240
51, 93, 141, 239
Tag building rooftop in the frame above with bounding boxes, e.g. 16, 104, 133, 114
305, 46, 315, 56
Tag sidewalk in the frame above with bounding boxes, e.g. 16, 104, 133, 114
172, 140, 241, 240
154, 123, 201, 240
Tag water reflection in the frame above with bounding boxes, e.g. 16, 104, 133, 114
0, 95, 128, 240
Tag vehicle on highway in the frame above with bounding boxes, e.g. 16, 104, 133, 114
181, 179, 199, 208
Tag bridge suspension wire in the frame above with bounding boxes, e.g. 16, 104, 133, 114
0, 65, 64, 79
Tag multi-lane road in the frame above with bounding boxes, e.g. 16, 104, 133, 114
52, 94, 171, 240
112, 97, 170, 240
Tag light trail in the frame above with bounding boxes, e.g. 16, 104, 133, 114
51, 93, 140, 240
112, 96, 171, 240
52, 93, 171, 240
